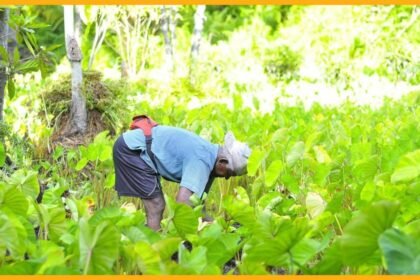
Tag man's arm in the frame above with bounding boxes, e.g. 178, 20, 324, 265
176, 186, 193, 205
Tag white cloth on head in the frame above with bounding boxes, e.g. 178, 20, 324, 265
223, 131, 251, 175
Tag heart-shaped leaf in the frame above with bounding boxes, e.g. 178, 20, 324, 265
379, 228, 420, 274
79, 218, 120, 274
391, 149, 420, 183
339, 200, 400, 266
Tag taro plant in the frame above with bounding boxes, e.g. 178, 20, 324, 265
74, 130, 117, 209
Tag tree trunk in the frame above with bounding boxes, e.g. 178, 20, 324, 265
64, 5, 87, 135
190, 5, 206, 84
190, 5, 206, 61
169, 6, 177, 53
74, 5, 83, 47
69, 56, 86, 134
160, 6, 173, 73
0, 9, 9, 122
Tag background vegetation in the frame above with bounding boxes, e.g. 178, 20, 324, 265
0, 5, 419, 275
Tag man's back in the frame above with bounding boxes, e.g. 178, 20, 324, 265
123, 125, 218, 196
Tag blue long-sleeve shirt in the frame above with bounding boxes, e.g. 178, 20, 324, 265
123, 125, 218, 197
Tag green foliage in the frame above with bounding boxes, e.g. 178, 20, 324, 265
0, 5, 419, 276
79, 218, 119, 274
339, 201, 400, 266
42, 71, 130, 133
166, 195, 199, 238
247, 148, 265, 177
264, 45, 301, 82
391, 149, 420, 183
264, 160, 283, 187
2, 85, 419, 275
6, 169, 40, 200
23, 6, 65, 60
200, 6, 297, 43
0, 183, 28, 216
1, 7, 57, 100
379, 228, 420, 275
0, 142, 5, 167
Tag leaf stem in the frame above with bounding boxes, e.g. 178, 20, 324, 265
83, 248, 92, 275
334, 214, 343, 235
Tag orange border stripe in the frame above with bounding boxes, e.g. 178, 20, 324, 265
0, 0, 419, 4
1, 276, 420, 279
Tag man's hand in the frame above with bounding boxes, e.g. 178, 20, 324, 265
176, 186, 193, 205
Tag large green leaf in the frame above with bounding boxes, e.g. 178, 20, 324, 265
133, 241, 162, 274
0, 212, 19, 257
391, 149, 420, 183
172, 203, 199, 237
360, 181, 376, 202
238, 259, 268, 275
165, 195, 199, 237
178, 245, 210, 274
339, 200, 400, 266
32, 240, 66, 274
0, 262, 38, 275
270, 128, 288, 144
257, 191, 282, 210
18, 216, 36, 243
0, 185, 28, 216
251, 210, 288, 240
200, 238, 228, 267
242, 237, 289, 267
286, 141, 305, 166
34, 204, 68, 242
223, 195, 256, 227
290, 238, 321, 267
152, 237, 182, 261
305, 192, 326, 219
124, 225, 161, 244
379, 228, 420, 274
47, 207, 69, 242
247, 148, 265, 176
79, 218, 120, 274
88, 207, 122, 227
273, 217, 311, 252
351, 142, 372, 162
0, 211, 27, 258
41, 185, 68, 205
404, 219, 420, 239
352, 155, 378, 181
7, 169, 40, 200
199, 229, 240, 267
313, 145, 332, 164
244, 217, 310, 267
264, 160, 283, 187
313, 164, 331, 186
310, 241, 343, 274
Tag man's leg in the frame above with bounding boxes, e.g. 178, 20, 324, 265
176, 186, 193, 205
142, 193, 165, 231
